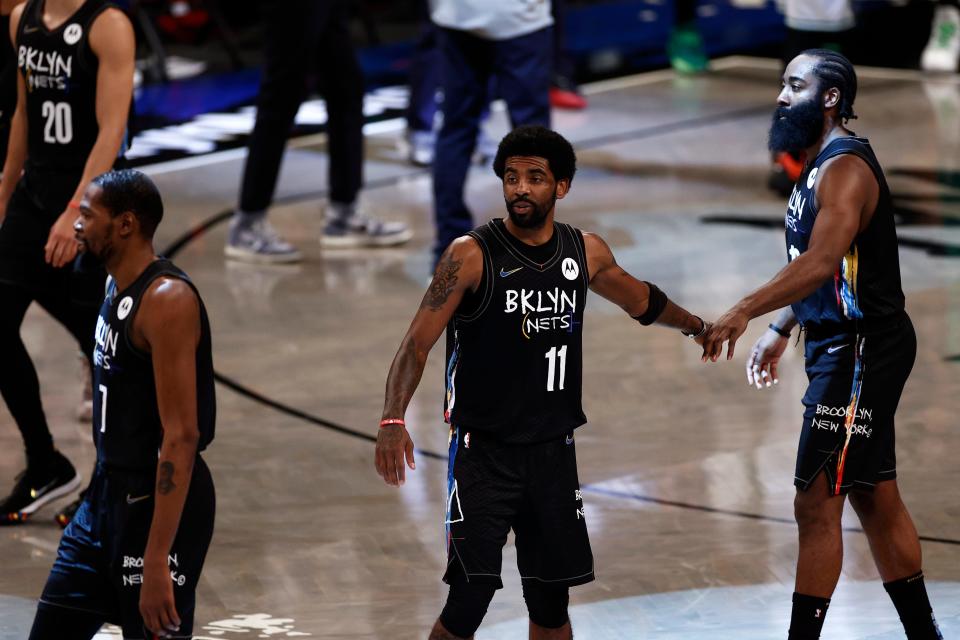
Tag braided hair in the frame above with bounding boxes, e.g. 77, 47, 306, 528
803, 48, 858, 123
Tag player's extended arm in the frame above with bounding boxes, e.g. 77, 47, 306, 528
375, 237, 482, 487
583, 231, 705, 338
137, 278, 202, 637
0, 4, 28, 222
701, 154, 877, 362
44, 8, 134, 268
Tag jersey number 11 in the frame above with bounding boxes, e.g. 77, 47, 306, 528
545, 345, 567, 392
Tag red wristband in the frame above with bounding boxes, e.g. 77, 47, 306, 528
68, 200, 82, 210
379, 418, 405, 428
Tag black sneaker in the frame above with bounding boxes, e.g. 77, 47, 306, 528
54, 493, 84, 528
0, 451, 81, 524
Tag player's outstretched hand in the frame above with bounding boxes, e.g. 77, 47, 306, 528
45, 209, 80, 268
693, 320, 713, 347
746, 328, 789, 389
375, 424, 416, 487
139, 557, 181, 638
701, 307, 749, 363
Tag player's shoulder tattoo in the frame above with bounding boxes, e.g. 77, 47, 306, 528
423, 252, 463, 312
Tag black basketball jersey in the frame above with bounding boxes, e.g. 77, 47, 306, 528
92, 259, 215, 471
785, 136, 905, 330
445, 219, 589, 444
16, 0, 115, 171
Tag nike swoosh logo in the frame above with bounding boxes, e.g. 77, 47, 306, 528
565, 435, 574, 445
126, 493, 151, 505
827, 344, 849, 354
23, 26, 38, 33
500, 267, 522, 278
30, 479, 58, 499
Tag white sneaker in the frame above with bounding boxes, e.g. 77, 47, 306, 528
321, 213, 413, 248
225, 218, 302, 264
408, 130, 435, 167
474, 129, 498, 166
922, 5, 960, 73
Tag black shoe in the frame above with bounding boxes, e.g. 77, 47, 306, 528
0, 451, 81, 524
54, 493, 84, 528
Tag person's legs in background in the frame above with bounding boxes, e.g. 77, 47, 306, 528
668, 0, 709, 74
225, 0, 321, 263
431, 28, 491, 265
318, 0, 411, 248
922, 0, 960, 72
494, 27, 553, 131
0, 281, 84, 523
406, 3, 442, 166
549, 0, 587, 110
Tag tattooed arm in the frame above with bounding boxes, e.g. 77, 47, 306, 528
375, 236, 483, 486
132, 277, 202, 636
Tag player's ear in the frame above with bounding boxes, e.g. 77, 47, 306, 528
823, 86, 840, 111
118, 210, 137, 238
556, 178, 570, 199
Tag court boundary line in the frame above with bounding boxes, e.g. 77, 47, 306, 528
213, 370, 960, 547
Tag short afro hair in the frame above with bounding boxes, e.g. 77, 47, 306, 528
804, 48, 858, 123
493, 125, 577, 185
91, 169, 164, 238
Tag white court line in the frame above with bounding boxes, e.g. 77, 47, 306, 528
144, 55, 958, 177
142, 117, 407, 177
19, 535, 60, 554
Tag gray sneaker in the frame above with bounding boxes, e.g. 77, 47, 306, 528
321, 214, 413, 248
225, 219, 302, 263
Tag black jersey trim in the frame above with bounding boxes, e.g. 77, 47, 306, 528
118, 259, 203, 362
76, 3, 113, 80
456, 232, 494, 323
807, 137, 887, 219
488, 220, 565, 271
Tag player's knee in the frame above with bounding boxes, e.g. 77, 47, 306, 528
522, 582, 570, 629
438, 580, 496, 638
794, 490, 839, 530
847, 488, 877, 515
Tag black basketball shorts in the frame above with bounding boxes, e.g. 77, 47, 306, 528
795, 314, 916, 495
443, 427, 594, 589
36, 457, 215, 639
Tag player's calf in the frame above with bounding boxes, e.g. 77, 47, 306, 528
523, 582, 571, 637
435, 580, 496, 639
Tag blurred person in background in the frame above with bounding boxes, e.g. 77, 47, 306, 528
429, 0, 554, 268
921, 0, 960, 72
549, 0, 587, 108
225, 0, 411, 264
668, 0, 709, 74
404, 0, 498, 168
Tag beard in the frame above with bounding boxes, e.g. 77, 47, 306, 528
768, 99, 825, 154
506, 192, 555, 229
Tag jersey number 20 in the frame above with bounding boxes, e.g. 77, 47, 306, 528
42, 101, 73, 144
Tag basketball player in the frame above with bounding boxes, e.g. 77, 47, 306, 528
375, 125, 707, 639
701, 51, 943, 639
28, 169, 216, 640
0, 0, 134, 523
